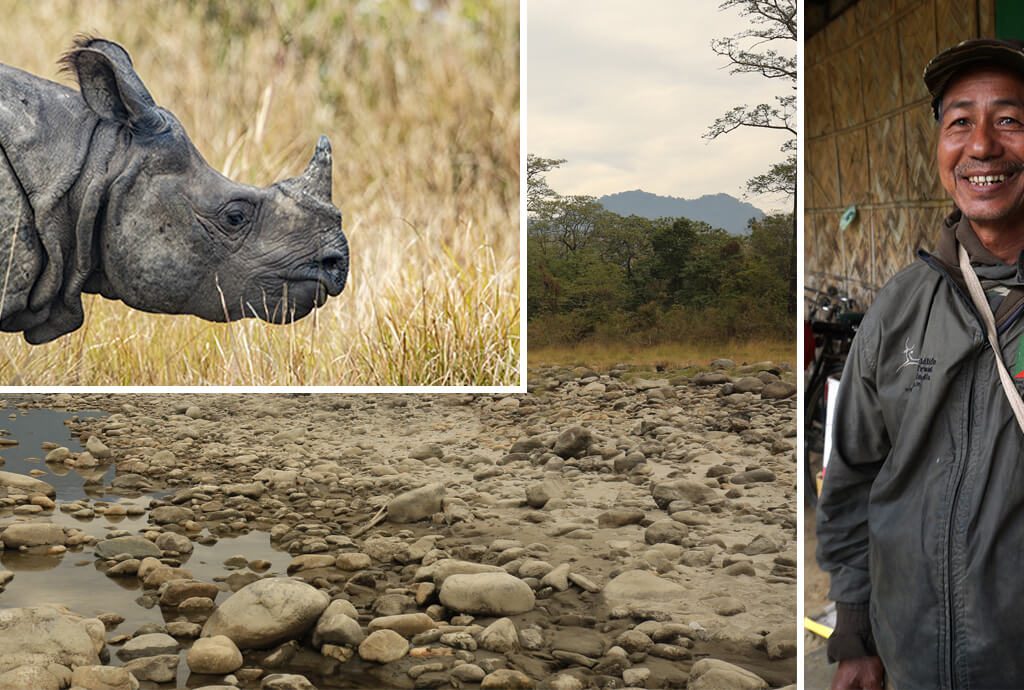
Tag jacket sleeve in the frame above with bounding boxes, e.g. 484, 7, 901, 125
816, 307, 891, 607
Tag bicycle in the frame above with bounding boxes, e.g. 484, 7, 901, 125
804, 286, 862, 507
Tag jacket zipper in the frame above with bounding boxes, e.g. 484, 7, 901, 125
945, 365, 973, 690
923, 250, 982, 690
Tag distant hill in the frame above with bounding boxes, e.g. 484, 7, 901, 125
598, 190, 764, 235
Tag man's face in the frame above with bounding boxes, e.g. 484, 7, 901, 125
938, 66, 1024, 235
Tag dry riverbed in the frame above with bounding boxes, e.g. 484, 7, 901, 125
0, 363, 797, 690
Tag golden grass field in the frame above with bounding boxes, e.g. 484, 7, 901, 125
0, 0, 520, 386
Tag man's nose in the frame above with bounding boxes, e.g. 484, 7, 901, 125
968, 120, 1003, 159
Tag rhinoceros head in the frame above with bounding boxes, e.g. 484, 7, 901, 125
59, 38, 348, 330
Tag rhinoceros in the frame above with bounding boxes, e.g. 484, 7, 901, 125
0, 36, 348, 344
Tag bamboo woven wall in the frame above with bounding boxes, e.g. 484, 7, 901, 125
804, 0, 996, 310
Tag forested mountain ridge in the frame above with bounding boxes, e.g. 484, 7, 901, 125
598, 190, 764, 236
528, 155, 793, 346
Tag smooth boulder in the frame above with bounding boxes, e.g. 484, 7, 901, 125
202, 578, 329, 649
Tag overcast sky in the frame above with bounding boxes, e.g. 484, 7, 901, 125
527, 0, 793, 213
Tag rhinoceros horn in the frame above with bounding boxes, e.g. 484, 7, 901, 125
279, 135, 333, 203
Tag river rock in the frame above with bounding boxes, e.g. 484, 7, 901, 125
358, 629, 409, 663
159, 580, 221, 607
1, 522, 65, 548
155, 531, 193, 554
440, 572, 535, 615
693, 372, 731, 385
201, 578, 330, 649
367, 612, 436, 636
478, 617, 520, 653
261, 673, 318, 690
686, 658, 768, 690
94, 536, 160, 559
314, 607, 364, 648
480, 669, 534, 689
70, 665, 138, 690
651, 478, 719, 509
117, 633, 179, 660
0, 606, 100, 673
186, 635, 243, 674
604, 570, 687, 607
0, 470, 55, 496
0, 665, 62, 690
122, 654, 178, 683
731, 377, 765, 394
85, 436, 112, 458
644, 520, 689, 545
387, 482, 445, 523
552, 426, 592, 458
525, 477, 566, 508
150, 505, 195, 524
287, 554, 336, 573
765, 627, 796, 659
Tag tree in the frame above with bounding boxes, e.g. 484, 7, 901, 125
704, 0, 796, 198
527, 154, 565, 216
704, 0, 797, 314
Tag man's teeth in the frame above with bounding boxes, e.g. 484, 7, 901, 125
968, 174, 1008, 185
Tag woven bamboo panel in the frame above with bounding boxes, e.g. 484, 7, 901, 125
860, 23, 903, 116
823, 211, 844, 277
828, 6, 862, 51
838, 128, 870, 205
904, 103, 944, 200
804, 213, 822, 288
845, 208, 875, 288
831, 48, 867, 129
907, 205, 952, 256
854, 0, 896, 35
807, 62, 835, 138
868, 112, 907, 203
899, 0, 937, 106
808, 136, 840, 209
936, 0, 977, 52
896, 0, 924, 11
808, 31, 827, 68
980, 0, 995, 36
872, 206, 911, 285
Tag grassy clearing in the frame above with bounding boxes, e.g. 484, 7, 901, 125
528, 339, 796, 372
0, 0, 519, 386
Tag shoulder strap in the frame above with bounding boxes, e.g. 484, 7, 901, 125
958, 243, 1024, 433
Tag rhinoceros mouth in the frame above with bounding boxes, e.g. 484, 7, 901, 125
282, 253, 348, 298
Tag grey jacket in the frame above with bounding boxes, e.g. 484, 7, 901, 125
817, 213, 1024, 690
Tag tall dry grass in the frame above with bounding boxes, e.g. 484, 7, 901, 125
0, 0, 520, 386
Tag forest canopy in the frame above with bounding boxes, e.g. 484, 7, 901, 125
528, 155, 793, 346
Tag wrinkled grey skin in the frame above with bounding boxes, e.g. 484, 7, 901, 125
0, 36, 348, 344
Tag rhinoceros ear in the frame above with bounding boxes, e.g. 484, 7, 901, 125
60, 36, 167, 135
278, 136, 334, 203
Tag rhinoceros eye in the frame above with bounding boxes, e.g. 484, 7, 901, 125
220, 200, 255, 231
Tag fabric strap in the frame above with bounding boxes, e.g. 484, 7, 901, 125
958, 243, 1024, 433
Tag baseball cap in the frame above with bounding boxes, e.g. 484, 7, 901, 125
924, 38, 1024, 119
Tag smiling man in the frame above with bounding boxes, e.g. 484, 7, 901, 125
816, 39, 1024, 690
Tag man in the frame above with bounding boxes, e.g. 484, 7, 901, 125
817, 38, 1024, 690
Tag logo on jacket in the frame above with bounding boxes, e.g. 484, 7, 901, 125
900, 339, 936, 392
898, 340, 921, 371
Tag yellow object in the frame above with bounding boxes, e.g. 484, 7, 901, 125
805, 617, 834, 639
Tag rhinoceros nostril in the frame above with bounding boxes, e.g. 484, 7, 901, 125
316, 249, 349, 294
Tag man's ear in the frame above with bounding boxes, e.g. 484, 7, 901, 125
60, 35, 167, 135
